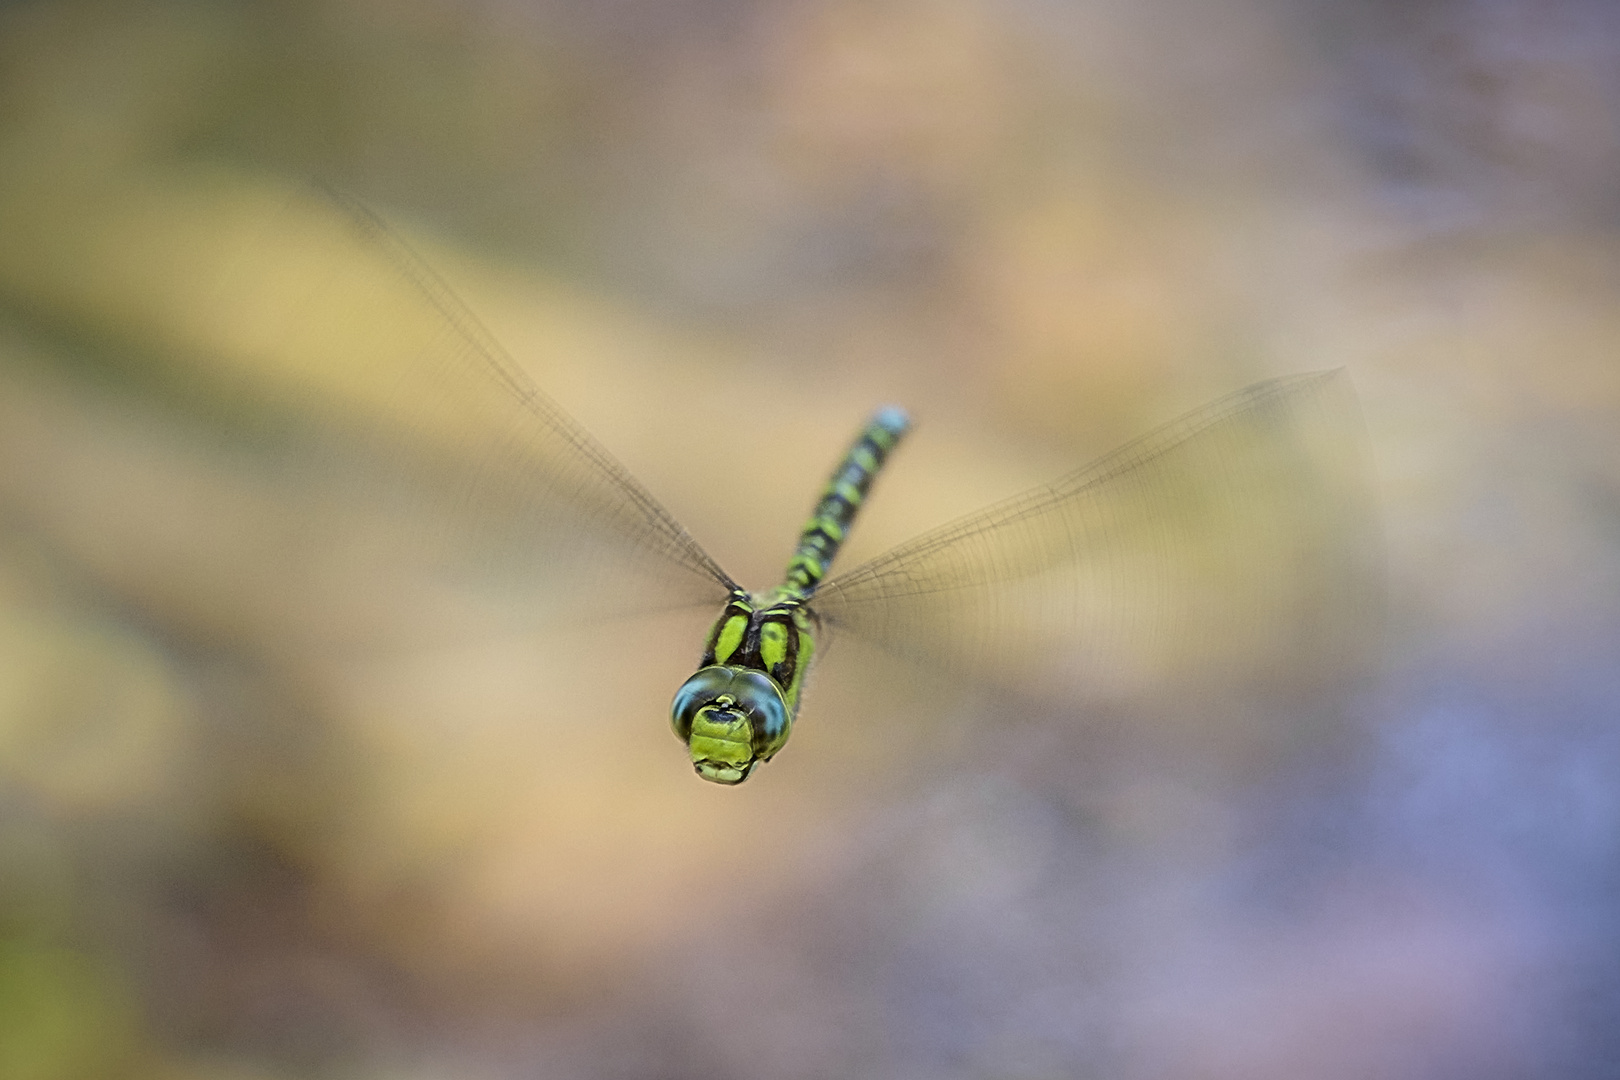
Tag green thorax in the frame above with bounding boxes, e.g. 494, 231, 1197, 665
670, 407, 911, 784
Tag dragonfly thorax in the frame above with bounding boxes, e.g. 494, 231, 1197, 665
670, 590, 818, 784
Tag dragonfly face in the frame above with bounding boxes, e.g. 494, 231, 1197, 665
670, 665, 792, 784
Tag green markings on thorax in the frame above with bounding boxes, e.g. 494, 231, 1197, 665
701, 589, 816, 715
780, 406, 911, 599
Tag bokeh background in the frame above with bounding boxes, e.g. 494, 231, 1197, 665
2, 1, 1619, 1078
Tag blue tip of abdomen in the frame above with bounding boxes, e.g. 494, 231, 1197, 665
872, 405, 911, 435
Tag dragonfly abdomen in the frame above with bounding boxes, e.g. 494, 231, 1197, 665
780, 406, 911, 599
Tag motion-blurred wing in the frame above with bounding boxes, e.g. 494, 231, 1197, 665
815, 370, 1381, 701
201, 190, 738, 640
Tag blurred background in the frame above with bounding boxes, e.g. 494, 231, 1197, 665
1, 0, 1618, 1077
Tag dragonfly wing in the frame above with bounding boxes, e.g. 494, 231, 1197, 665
815, 370, 1382, 702
204, 189, 736, 643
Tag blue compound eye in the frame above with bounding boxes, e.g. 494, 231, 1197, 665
671, 667, 731, 741
670, 666, 790, 755
730, 669, 791, 751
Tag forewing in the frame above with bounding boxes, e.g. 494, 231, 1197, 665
199, 190, 736, 645
814, 370, 1382, 703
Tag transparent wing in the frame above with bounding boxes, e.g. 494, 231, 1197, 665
203, 189, 737, 638
815, 370, 1382, 701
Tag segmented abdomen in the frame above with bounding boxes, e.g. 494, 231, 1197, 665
780, 406, 911, 599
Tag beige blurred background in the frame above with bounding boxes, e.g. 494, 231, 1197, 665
2, 1, 1619, 1078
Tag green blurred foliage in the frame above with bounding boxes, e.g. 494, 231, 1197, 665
0, 938, 141, 1080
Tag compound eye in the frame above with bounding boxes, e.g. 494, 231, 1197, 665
669, 666, 790, 753
670, 667, 734, 742
730, 669, 790, 751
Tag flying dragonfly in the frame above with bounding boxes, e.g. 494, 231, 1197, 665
222, 193, 1380, 786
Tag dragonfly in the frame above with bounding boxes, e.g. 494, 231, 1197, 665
222, 193, 1380, 786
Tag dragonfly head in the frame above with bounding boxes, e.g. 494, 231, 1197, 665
670, 666, 792, 785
